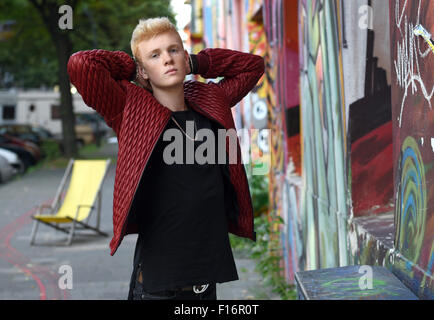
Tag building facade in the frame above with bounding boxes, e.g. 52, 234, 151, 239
0, 89, 96, 134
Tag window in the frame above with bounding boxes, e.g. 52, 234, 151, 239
2, 105, 15, 120
51, 104, 60, 120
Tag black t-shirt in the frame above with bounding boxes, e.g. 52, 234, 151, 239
130, 104, 239, 293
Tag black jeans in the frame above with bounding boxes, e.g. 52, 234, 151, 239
131, 282, 217, 300
128, 237, 217, 300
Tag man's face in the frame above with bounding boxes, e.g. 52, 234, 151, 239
136, 31, 189, 90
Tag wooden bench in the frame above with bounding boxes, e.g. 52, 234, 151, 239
295, 265, 419, 300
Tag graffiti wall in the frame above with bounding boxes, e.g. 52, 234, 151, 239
262, 0, 287, 279
190, 0, 206, 76
280, 0, 301, 283
298, 0, 349, 270
262, 0, 303, 282
348, 0, 434, 300
389, 0, 434, 299
347, 0, 394, 217
192, 0, 433, 298
246, 5, 271, 177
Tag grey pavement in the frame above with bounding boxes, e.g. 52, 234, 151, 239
0, 140, 280, 300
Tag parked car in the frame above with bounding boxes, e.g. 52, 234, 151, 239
0, 154, 15, 183
0, 124, 42, 146
0, 135, 38, 170
31, 126, 54, 140
76, 113, 110, 136
75, 123, 95, 147
0, 147, 25, 174
0, 133, 42, 161
53, 129, 93, 151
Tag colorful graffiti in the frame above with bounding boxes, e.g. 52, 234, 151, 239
246, 0, 268, 161
298, 0, 349, 270
262, 0, 285, 247
262, 0, 301, 282
193, 0, 433, 299
296, 265, 418, 300
389, 0, 433, 299
395, 136, 427, 265
282, 175, 303, 281
348, 212, 395, 268
189, 0, 206, 79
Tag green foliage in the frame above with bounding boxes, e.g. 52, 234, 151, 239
78, 142, 99, 156
229, 215, 297, 300
41, 140, 62, 161
72, 0, 176, 53
24, 139, 66, 173
28, 140, 113, 172
251, 214, 297, 300
244, 161, 269, 217
229, 232, 253, 252
0, 0, 176, 89
230, 164, 297, 300
77, 141, 116, 163
0, 0, 57, 88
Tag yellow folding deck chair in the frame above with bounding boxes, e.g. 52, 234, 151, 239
29, 159, 111, 245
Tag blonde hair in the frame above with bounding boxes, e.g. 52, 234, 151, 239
130, 17, 182, 63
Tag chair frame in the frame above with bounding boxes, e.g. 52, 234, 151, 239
29, 158, 111, 246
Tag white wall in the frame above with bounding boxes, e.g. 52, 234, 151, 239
342, 0, 368, 130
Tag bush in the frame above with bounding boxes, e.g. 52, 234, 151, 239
245, 161, 269, 217
41, 140, 61, 161
229, 215, 296, 300
228, 162, 297, 300
251, 214, 297, 300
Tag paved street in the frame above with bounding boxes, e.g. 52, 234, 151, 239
0, 141, 279, 300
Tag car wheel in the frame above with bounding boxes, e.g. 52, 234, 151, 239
16, 160, 26, 174
19, 155, 31, 172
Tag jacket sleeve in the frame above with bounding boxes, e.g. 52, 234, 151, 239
190, 48, 264, 108
67, 49, 136, 129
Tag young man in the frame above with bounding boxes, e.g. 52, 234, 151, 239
67, 17, 264, 300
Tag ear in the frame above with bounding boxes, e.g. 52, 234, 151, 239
138, 64, 149, 80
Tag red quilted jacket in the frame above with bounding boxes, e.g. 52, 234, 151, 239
67, 47, 264, 255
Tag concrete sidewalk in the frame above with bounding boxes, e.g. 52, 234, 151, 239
0, 141, 280, 300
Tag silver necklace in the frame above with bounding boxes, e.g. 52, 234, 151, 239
170, 107, 198, 141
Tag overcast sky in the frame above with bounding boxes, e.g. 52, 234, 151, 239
170, 0, 191, 41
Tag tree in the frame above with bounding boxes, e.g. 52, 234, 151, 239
0, 0, 175, 156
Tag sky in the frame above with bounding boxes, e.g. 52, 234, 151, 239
170, 0, 192, 42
